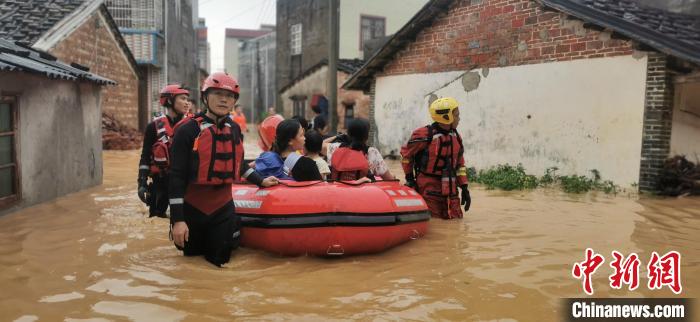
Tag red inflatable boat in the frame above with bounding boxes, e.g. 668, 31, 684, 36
231, 180, 430, 256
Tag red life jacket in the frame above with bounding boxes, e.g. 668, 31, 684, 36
172, 113, 193, 134
414, 125, 464, 177
150, 114, 173, 175
190, 116, 243, 185
330, 147, 370, 181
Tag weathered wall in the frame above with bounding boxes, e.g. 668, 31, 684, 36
281, 65, 370, 131
166, 0, 198, 102
670, 81, 700, 159
49, 11, 139, 129
0, 73, 103, 215
276, 0, 331, 109
338, 0, 428, 59
374, 55, 648, 187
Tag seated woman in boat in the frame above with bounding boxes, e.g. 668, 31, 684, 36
255, 119, 322, 181
323, 118, 396, 182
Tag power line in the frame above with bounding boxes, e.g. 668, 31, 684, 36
210, 2, 269, 28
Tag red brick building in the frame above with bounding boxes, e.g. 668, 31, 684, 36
1, 0, 141, 130
345, 0, 700, 192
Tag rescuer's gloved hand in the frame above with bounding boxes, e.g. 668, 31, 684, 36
405, 173, 417, 189
137, 176, 149, 204
460, 184, 471, 212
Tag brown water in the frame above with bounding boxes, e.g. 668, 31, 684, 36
1, 134, 698, 321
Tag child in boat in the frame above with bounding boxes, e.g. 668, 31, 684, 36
255, 119, 322, 181
304, 130, 331, 180
323, 118, 395, 181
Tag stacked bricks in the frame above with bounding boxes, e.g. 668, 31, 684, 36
381, 0, 635, 76
639, 53, 674, 192
50, 13, 140, 130
368, 78, 378, 147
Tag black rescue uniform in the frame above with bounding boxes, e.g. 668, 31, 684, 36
138, 114, 183, 217
168, 113, 265, 266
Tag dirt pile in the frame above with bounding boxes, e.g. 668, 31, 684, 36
102, 113, 141, 150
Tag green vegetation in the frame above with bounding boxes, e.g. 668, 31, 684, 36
471, 164, 618, 194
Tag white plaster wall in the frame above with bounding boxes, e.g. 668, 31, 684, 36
670, 81, 700, 159
374, 55, 649, 187
339, 0, 428, 59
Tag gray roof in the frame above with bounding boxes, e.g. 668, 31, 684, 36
0, 38, 115, 85
0, 0, 86, 44
344, 0, 700, 91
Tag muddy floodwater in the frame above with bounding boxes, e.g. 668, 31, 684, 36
1, 134, 698, 321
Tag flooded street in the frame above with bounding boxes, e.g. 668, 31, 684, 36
1, 133, 699, 322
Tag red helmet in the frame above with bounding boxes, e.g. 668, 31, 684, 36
159, 84, 189, 107
201, 72, 240, 96
258, 114, 284, 151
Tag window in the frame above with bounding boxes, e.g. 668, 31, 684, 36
292, 96, 307, 118
290, 23, 302, 56
360, 15, 385, 50
677, 82, 700, 118
0, 95, 19, 208
344, 102, 355, 129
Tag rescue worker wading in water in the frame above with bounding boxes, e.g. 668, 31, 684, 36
400, 97, 472, 219
137, 84, 190, 218
168, 72, 279, 266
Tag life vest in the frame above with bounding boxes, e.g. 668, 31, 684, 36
413, 125, 464, 196
254, 151, 299, 180
330, 147, 370, 181
172, 113, 194, 134
150, 113, 173, 175
190, 116, 243, 185
413, 125, 464, 176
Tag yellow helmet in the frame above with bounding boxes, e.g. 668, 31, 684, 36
429, 97, 459, 124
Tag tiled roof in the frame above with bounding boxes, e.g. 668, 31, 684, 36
0, 38, 115, 85
544, 0, 700, 65
0, 0, 85, 44
280, 59, 366, 93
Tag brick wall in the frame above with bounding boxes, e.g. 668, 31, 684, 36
639, 53, 674, 192
381, 0, 634, 76
50, 12, 140, 129
368, 78, 377, 146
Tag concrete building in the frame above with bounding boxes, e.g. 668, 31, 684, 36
106, 0, 198, 130
276, 0, 428, 121
344, 0, 700, 192
224, 26, 274, 77
280, 59, 367, 132
0, 0, 140, 131
0, 38, 115, 215
238, 31, 276, 124
196, 18, 211, 74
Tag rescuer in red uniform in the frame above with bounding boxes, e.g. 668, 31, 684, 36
168, 72, 278, 266
400, 97, 471, 219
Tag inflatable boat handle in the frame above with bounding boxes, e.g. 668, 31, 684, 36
326, 244, 345, 256
409, 229, 421, 240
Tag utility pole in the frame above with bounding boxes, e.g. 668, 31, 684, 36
327, 0, 339, 134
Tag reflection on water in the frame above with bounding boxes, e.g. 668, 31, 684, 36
0, 135, 698, 321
